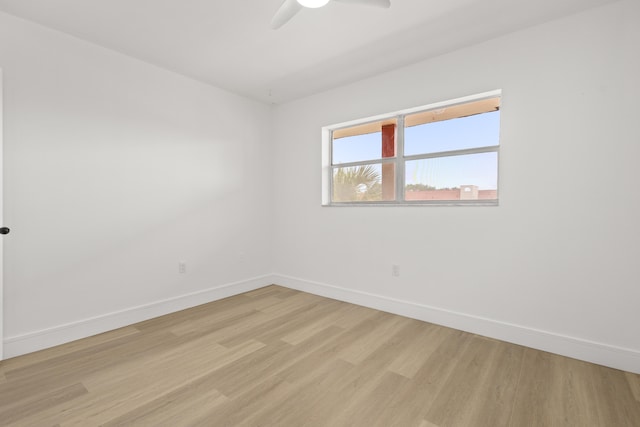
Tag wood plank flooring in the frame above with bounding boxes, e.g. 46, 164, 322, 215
1, 285, 639, 426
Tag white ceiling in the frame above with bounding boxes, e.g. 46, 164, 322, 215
0, 0, 617, 104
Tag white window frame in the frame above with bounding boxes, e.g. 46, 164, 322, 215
321, 90, 501, 206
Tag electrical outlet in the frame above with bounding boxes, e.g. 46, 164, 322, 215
179, 261, 187, 274
392, 264, 400, 277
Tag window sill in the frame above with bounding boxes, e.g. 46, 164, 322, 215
322, 200, 499, 207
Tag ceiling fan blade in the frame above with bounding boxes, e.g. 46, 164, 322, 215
333, 0, 391, 8
271, 0, 303, 29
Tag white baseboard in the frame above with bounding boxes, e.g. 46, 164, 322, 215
3, 274, 276, 359
272, 274, 640, 374
6, 273, 639, 374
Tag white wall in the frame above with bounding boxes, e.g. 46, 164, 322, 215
273, 1, 640, 373
0, 11, 274, 357
1, 1, 638, 373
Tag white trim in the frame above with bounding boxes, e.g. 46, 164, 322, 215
321, 127, 332, 205
0, 69, 3, 361
272, 274, 640, 374
6, 273, 639, 374
3, 274, 275, 359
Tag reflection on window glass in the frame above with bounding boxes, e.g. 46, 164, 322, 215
405, 152, 498, 201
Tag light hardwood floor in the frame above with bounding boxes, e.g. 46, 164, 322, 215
1, 285, 639, 426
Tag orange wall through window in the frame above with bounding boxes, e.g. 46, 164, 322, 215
381, 124, 396, 201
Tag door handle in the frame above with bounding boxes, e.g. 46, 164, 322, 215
0, 227, 10, 235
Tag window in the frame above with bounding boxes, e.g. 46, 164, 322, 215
323, 91, 501, 206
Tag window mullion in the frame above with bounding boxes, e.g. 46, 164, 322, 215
403, 145, 499, 161
332, 159, 390, 168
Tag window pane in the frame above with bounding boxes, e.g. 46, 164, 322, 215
405, 110, 500, 156
332, 119, 397, 164
404, 152, 498, 201
332, 164, 388, 202
332, 132, 382, 165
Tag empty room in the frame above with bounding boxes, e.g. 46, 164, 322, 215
0, 0, 639, 425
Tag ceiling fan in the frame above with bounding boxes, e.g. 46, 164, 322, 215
271, 0, 391, 30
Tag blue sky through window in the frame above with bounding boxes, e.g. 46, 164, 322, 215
405, 111, 500, 155
332, 132, 382, 164
405, 153, 498, 190
332, 111, 500, 190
